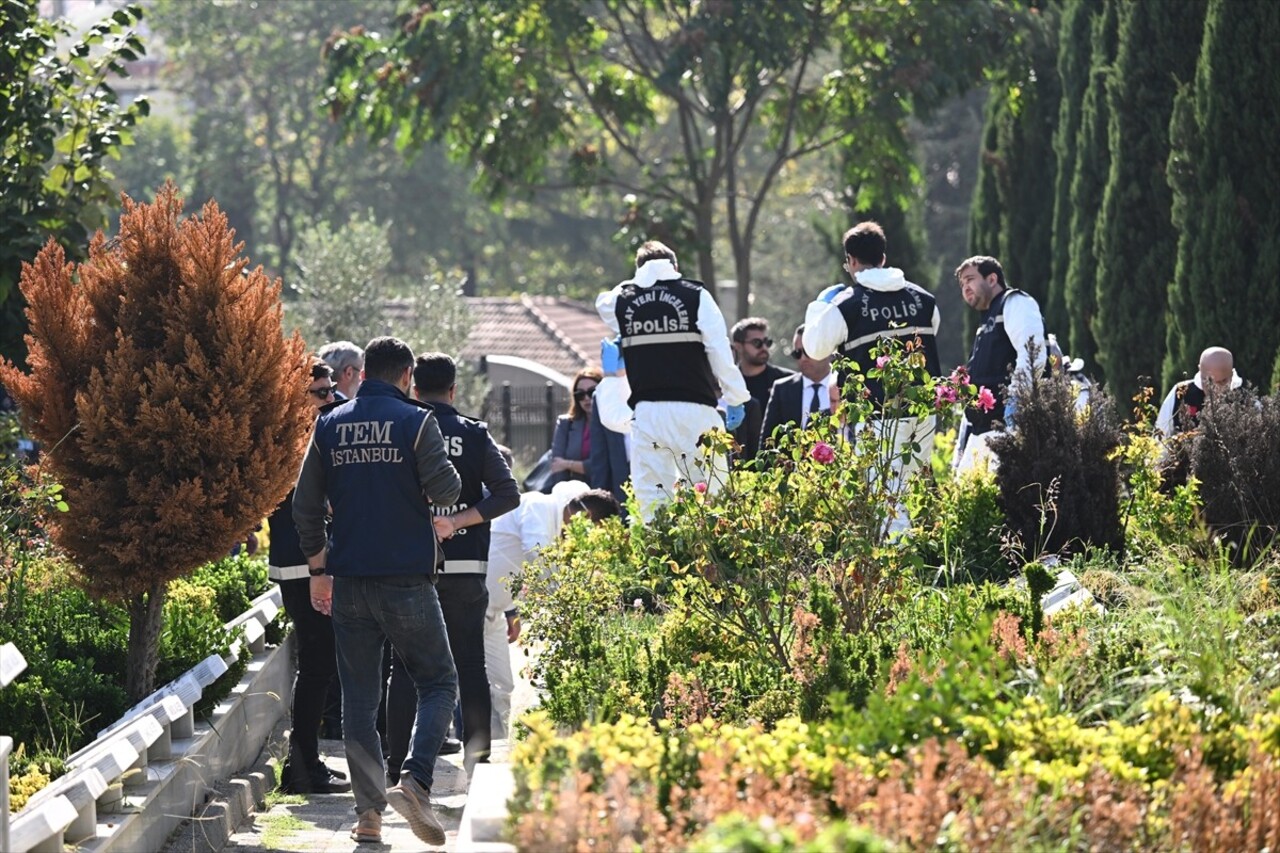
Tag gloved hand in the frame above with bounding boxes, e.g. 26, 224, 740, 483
724, 403, 745, 431
1002, 394, 1017, 428
600, 336, 624, 374
817, 284, 846, 304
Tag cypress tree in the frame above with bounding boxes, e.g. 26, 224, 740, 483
1047, 0, 1099, 341
966, 5, 1060, 342
1165, 0, 1280, 389
1062, 0, 1118, 376
1090, 0, 1206, 406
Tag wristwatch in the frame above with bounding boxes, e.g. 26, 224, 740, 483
308, 566, 326, 577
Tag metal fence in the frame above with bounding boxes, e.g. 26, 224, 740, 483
481, 381, 571, 471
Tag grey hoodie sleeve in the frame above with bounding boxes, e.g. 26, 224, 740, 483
414, 410, 462, 506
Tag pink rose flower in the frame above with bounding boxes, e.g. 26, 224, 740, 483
976, 386, 997, 413
875, 355, 891, 369
934, 384, 958, 408
810, 442, 836, 464
693, 481, 708, 494
949, 365, 970, 385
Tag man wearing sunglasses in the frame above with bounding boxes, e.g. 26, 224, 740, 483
596, 240, 750, 521
761, 324, 835, 450
269, 358, 349, 795
318, 340, 365, 401
730, 317, 794, 462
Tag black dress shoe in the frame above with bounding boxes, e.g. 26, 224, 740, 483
438, 737, 462, 755
279, 759, 352, 794
320, 761, 347, 781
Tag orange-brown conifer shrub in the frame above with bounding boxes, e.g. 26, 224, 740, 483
0, 185, 312, 700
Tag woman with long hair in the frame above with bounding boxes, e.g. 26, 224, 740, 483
546, 367, 602, 489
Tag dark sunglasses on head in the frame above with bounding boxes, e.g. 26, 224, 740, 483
744, 337, 773, 348
308, 385, 337, 399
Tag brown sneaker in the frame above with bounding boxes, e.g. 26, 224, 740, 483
385, 774, 446, 846
350, 808, 382, 844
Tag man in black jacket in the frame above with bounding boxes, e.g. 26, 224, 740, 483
269, 358, 349, 795
293, 337, 461, 846
760, 324, 835, 450
382, 353, 519, 781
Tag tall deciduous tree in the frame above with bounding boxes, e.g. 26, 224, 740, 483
1164, 0, 1280, 389
0, 0, 149, 362
1046, 0, 1099, 340
324, 0, 1016, 319
0, 186, 312, 701
1061, 0, 1117, 373
1090, 0, 1205, 405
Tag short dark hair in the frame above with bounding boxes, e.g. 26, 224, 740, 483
794, 323, 806, 339
363, 336, 414, 384
495, 444, 514, 469
413, 352, 457, 395
567, 488, 623, 522
635, 240, 676, 266
731, 316, 768, 343
954, 255, 1006, 289
843, 221, 886, 266
310, 358, 333, 382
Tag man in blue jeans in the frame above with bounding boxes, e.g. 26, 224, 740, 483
293, 336, 462, 846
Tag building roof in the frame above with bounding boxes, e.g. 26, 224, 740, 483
461, 295, 610, 379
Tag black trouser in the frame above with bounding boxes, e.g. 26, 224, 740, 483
278, 576, 338, 774
387, 573, 490, 776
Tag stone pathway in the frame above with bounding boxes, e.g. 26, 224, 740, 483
165, 644, 539, 853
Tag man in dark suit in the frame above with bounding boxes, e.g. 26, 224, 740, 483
587, 389, 630, 514
760, 324, 835, 450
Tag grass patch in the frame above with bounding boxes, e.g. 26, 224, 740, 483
258, 813, 310, 850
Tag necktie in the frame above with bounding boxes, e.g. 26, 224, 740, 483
809, 382, 822, 415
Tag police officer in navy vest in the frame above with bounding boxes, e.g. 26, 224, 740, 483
953, 255, 1046, 472
293, 336, 461, 846
803, 221, 943, 535
804, 221, 942, 406
1156, 346, 1243, 437
383, 352, 519, 781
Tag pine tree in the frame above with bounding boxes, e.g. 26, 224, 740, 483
1047, 0, 1100, 342
1090, 0, 1206, 406
1062, 0, 1118, 375
0, 185, 313, 701
1164, 0, 1280, 389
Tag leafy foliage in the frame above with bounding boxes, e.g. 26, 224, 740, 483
1163, 0, 1280, 389
324, 0, 1021, 315
0, 0, 150, 361
1090, 0, 1206, 405
0, 185, 311, 698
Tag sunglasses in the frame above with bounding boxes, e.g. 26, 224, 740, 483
788, 348, 805, 359
743, 337, 773, 348
573, 387, 596, 401
308, 385, 337, 399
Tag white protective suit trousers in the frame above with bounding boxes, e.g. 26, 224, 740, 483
484, 607, 515, 740
631, 400, 729, 521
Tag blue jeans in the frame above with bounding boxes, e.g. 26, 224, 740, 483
330, 574, 457, 812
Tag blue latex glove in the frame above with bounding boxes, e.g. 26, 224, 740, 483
724, 403, 746, 431
817, 284, 846, 304
1002, 393, 1017, 428
600, 336, 624, 374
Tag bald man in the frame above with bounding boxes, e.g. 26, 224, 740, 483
1156, 346, 1243, 437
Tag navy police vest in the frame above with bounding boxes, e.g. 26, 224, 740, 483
614, 277, 719, 408
424, 401, 492, 574
965, 288, 1025, 434
835, 281, 940, 407
312, 380, 439, 577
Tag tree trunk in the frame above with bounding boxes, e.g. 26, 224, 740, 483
126, 582, 167, 703
693, 201, 717, 301
735, 245, 752, 323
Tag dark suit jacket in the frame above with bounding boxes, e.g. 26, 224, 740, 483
760, 373, 811, 449
586, 395, 630, 508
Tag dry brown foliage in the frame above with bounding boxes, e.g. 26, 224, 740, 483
0, 184, 311, 600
